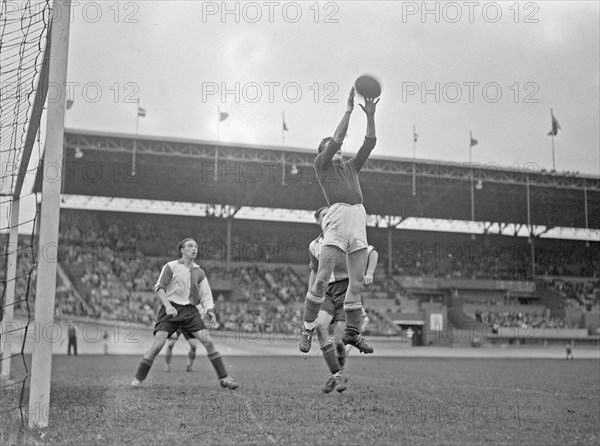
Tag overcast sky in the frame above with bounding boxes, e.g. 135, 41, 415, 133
60, 0, 600, 176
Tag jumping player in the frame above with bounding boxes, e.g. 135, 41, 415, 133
310, 207, 379, 393
347, 247, 378, 354
131, 238, 238, 389
164, 329, 200, 372
309, 206, 348, 393
300, 86, 378, 354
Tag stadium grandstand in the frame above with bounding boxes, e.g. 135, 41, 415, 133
14, 129, 599, 346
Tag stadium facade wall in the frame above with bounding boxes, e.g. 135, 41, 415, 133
463, 304, 547, 316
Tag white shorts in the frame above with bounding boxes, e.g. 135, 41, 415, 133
322, 203, 368, 254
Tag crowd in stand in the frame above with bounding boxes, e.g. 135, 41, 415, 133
3, 210, 597, 335
392, 247, 529, 280
474, 309, 567, 330
550, 278, 600, 308
535, 247, 599, 278
391, 240, 597, 281
2, 240, 37, 314
216, 300, 303, 333
362, 308, 400, 336
59, 209, 312, 263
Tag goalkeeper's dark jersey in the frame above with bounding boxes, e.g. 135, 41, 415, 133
314, 137, 377, 206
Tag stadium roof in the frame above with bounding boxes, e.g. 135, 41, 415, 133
33, 129, 600, 230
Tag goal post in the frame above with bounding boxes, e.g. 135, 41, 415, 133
0, 2, 53, 383
27, 0, 72, 428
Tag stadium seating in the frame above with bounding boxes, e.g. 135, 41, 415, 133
5, 209, 598, 337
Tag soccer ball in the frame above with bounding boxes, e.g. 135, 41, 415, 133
354, 74, 382, 99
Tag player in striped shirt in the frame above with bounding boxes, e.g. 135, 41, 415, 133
131, 238, 238, 389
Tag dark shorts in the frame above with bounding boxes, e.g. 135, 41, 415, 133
321, 280, 348, 323
154, 302, 206, 337
168, 328, 195, 341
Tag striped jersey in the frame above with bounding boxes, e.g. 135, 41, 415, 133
154, 259, 214, 310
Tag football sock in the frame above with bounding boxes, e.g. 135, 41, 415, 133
321, 343, 341, 374
165, 348, 172, 365
303, 291, 324, 324
135, 358, 154, 381
304, 321, 316, 331
344, 309, 363, 339
208, 351, 227, 380
336, 341, 346, 370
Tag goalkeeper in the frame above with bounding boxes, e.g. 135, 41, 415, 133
132, 238, 238, 389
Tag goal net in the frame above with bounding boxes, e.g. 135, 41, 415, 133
1, 0, 52, 433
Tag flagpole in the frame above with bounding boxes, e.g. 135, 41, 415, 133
470, 131, 474, 222
550, 108, 557, 172
133, 99, 140, 176
526, 175, 535, 279
282, 112, 287, 148
584, 178, 590, 247
281, 112, 287, 185
412, 124, 416, 196
551, 134, 555, 172
217, 105, 221, 142
215, 106, 220, 182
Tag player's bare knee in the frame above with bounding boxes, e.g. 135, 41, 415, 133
316, 319, 329, 337
315, 324, 328, 346
146, 343, 163, 360
148, 333, 168, 356
200, 334, 214, 350
348, 279, 364, 297
313, 276, 329, 294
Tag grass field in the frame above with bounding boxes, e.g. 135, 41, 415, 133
2, 354, 599, 445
